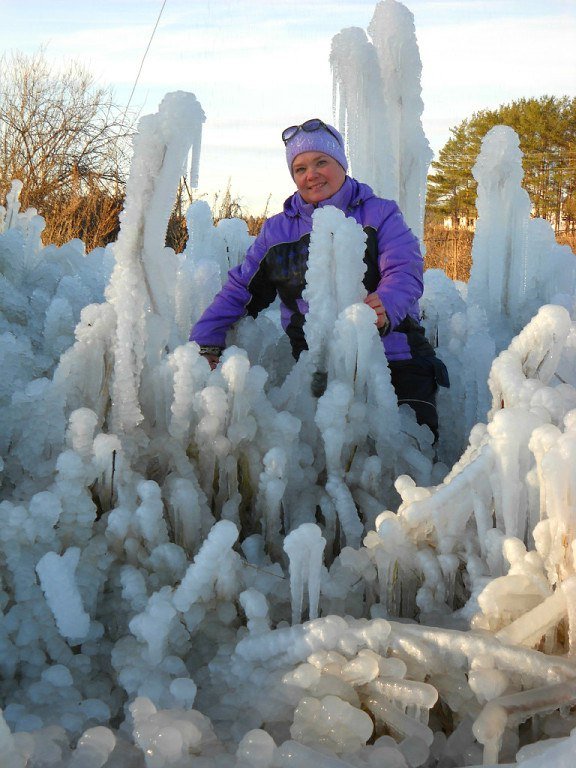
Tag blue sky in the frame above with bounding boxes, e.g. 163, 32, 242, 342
3, 0, 576, 214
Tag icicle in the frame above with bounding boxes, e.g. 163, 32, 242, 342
283, 524, 326, 624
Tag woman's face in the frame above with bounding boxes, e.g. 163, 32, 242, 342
292, 152, 346, 204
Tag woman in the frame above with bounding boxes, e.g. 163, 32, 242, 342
190, 118, 448, 438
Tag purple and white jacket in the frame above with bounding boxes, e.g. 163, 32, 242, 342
190, 176, 433, 362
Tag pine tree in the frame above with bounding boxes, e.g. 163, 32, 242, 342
427, 96, 576, 233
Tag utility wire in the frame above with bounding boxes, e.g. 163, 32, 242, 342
124, 0, 168, 116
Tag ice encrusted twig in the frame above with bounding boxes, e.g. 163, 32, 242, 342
106, 92, 205, 433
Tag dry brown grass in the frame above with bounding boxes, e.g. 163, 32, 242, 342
423, 224, 474, 282
41, 187, 123, 251
423, 223, 575, 283
557, 231, 576, 254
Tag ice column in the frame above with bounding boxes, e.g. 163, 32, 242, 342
331, 0, 432, 238
284, 524, 326, 624
176, 201, 223, 337
36, 547, 90, 641
106, 92, 205, 432
468, 125, 575, 336
532, 414, 576, 586
467, 126, 530, 330
330, 27, 390, 198
0, 179, 24, 232
257, 447, 288, 556
368, 0, 432, 238
303, 206, 367, 386
0, 179, 45, 270
141, 92, 206, 332
304, 207, 373, 547
173, 520, 240, 612
488, 304, 571, 416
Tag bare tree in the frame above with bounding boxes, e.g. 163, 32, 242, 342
0, 49, 134, 247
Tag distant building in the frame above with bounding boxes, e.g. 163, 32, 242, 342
442, 211, 572, 234
443, 215, 476, 231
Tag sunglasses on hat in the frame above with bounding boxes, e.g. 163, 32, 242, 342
281, 118, 342, 145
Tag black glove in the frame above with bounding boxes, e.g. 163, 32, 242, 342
311, 370, 328, 398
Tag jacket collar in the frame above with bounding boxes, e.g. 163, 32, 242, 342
283, 176, 374, 220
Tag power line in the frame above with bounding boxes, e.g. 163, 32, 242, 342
124, 0, 168, 116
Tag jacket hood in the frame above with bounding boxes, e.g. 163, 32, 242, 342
282, 176, 376, 221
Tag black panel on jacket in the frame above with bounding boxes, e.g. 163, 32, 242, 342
243, 225, 432, 363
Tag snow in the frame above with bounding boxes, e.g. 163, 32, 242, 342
1, 1, 576, 766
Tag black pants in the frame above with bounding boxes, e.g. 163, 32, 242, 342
389, 357, 444, 441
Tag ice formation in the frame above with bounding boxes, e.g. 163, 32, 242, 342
330, 0, 432, 239
1, 3, 576, 768
467, 125, 576, 337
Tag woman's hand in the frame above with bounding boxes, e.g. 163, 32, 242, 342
198, 345, 223, 370
364, 292, 388, 329
201, 353, 220, 370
